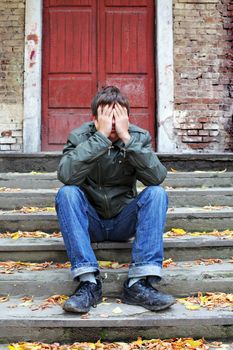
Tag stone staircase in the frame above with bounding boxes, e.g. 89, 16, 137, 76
0, 163, 233, 346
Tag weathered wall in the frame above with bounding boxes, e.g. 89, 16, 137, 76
0, 0, 232, 153
0, 0, 25, 151
173, 0, 233, 152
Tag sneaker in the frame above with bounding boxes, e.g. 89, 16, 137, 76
63, 280, 102, 313
123, 279, 175, 311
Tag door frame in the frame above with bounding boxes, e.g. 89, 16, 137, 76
23, 0, 175, 153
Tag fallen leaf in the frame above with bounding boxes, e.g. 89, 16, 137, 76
112, 306, 123, 314
178, 292, 233, 310
13, 206, 55, 214
0, 187, 21, 192
0, 295, 9, 303
163, 258, 177, 268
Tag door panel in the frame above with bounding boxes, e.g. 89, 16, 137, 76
98, 0, 155, 144
42, 0, 97, 150
42, 0, 155, 150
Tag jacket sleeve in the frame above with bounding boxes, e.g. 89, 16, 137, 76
57, 131, 112, 185
123, 131, 167, 186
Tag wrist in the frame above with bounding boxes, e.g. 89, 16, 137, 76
121, 132, 131, 145
98, 129, 110, 138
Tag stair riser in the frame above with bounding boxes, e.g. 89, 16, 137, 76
1, 174, 233, 189
1, 192, 233, 209
1, 216, 233, 232
0, 178, 61, 189
0, 245, 233, 262
0, 325, 232, 343
0, 270, 232, 297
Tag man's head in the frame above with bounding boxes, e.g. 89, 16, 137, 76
91, 86, 130, 118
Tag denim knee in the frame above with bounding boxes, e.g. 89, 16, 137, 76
139, 185, 168, 203
55, 185, 84, 205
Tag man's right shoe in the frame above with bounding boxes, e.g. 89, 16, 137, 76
123, 279, 175, 311
63, 280, 102, 313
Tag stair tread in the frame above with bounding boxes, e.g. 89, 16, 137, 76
0, 298, 232, 326
1, 187, 233, 194
0, 260, 232, 281
1, 206, 233, 216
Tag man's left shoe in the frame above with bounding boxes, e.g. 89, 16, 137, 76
123, 279, 175, 311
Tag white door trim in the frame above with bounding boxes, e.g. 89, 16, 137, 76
156, 0, 175, 152
23, 0, 42, 152
23, 0, 175, 152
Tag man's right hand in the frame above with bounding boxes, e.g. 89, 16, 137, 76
94, 104, 114, 138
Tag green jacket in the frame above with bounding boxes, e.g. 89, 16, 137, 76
58, 122, 167, 218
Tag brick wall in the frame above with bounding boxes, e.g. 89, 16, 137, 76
173, 0, 233, 152
0, 0, 25, 151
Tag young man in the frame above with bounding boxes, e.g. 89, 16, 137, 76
56, 86, 175, 313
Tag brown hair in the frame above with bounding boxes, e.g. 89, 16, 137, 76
91, 86, 130, 117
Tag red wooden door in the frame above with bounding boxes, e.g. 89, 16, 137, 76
42, 0, 155, 151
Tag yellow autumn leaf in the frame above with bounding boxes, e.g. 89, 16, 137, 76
98, 261, 113, 268
170, 168, 177, 172
185, 303, 201, 310
11, 233, 20, 240
171, 228, 187, 235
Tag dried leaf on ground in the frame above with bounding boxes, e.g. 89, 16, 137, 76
164, 228, 233, 239
30, 171, 45, 175
0, 187, 21, 192
195, 258, 223, 266
200, 205, 230, 211
6, 338, 216, 350
19, 296, 34, 307
99, 261, 129, 269
163, 258, 177, 268
0, 231, 62, 239
0, 295, 9, 303
13, 206, 55, 213
31, 294, 68, 311
112, 306, 123, 314
178, 292, 233, 310
0, 261, 53, 274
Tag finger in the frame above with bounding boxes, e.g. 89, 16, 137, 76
97, 105, 102, 116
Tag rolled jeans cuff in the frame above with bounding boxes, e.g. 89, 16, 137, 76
71, 264, 99, 280
128, 264, 162, 279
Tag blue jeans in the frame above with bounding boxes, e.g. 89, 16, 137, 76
55, 185, 168, 280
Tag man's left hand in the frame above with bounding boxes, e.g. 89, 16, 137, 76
114, 103, 131, 145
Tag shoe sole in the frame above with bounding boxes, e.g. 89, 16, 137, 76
122, 298, 176, 312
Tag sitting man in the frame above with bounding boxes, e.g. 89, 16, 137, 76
55, 85, 175, 313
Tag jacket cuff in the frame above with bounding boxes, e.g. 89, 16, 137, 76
123, 135, 138, 150
95, 131, 112, 146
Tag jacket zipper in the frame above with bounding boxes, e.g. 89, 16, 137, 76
97, 160, 110, 217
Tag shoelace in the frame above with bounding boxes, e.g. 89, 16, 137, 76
74, 281, 99, 308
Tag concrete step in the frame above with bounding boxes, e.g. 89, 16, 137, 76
1, 171, 233, 189
0, 189, 57, 210
1, 187, 233, 209
1, 152, 233, 172
0, 298, 232, 342
0, 260, 232, 297
0, 235, 232, 262
168, 188, 233, 207
0, 207, 233, 232
0, 172, 61, 189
